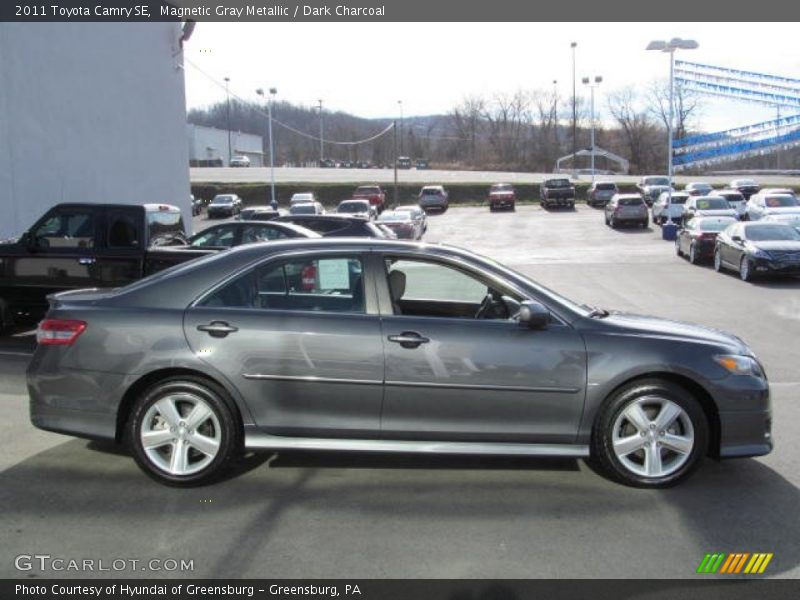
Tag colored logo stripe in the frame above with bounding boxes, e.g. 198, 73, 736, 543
697, 553, 773, 574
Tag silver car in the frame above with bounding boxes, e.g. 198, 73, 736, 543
418, 185, 449, 212
604, 194, 649, 228
28, 239, 771, 488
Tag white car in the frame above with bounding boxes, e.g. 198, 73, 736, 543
229, 155, 250, 167
289, 201, 325, 215
336, 199, 376, 220
652, 191, 689, 225
290, 192, 318, 206
744, 193, 800, 221
763, 212, 800, 232
682, 196, 738, 224
711, 189, 747, 218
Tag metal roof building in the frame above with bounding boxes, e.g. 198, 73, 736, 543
187, 124, 264, 167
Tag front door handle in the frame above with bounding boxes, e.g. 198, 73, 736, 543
197, 321, 239, 338
78, 257, 96, 265
388, 331, 430, 349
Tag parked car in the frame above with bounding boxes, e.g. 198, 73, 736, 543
0, 203, 210, 331
229, 155, 250, 168
729, 179, 760, 200
416, 158, 430, 170
587, 181, 618, 207
352, 185, 386, 212
676, 217, 738, 264
418, 185, 449, 212
759, 187, 796, 199
397, 156, 412, 169
540, 178, 575, 209
744, 192, 800, 221
377, 210, 423, 239
29, 238, 771, 488
207, 194, 242, 219
714, 221, 800, 281
682, 196, 738, 224
289, 202, 325, 216
274, 214, 390, 238
652, 191, 689, 225
396, 204, 427, 234
488, 183, 516, 211
290, 192, 317, 206
237, 206, 286, 221
181, 221, 320, 250
683, 182, 714, 196
339, 159, 354, 168
711, 189, 747, 219
636, 176, 672, 207
336, 199, 376, 220
604, 194, 649, 229
191, 195, 203, 216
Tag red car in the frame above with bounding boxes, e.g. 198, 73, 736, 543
488, 183, 516, 211
353, 185, 386, 212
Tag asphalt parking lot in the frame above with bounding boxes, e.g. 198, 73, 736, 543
1, 204, 798, 579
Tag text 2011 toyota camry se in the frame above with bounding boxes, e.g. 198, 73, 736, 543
27, 239, 772, 488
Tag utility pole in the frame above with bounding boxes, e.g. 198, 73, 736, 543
393, 120, 398, 206
398, 100, 404, 156
570, 42, 577, 175
553, 79, 559, 162
318, 99, 324, 165
224, 76, 232, 165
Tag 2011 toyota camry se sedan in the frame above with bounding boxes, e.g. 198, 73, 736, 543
27, 239, 772, 488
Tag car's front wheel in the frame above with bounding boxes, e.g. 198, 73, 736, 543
714, 248, 724, 272
590, 379, 708, 488
740, 256, 754, 282
128, 377, 241, 486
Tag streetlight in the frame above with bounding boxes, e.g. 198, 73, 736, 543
317, 99, 324, 165
582, 75, 602, 184
256, 86, 278, 207
398, 100, 404, 156
646, 38, 699, 227
223, 76, 232, 166
570, 42, 577, 176
552, 79, 559, 152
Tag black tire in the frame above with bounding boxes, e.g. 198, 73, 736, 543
641, 218, 648, 229
610, 217, 617, 229
688, 243, 698, 265
740, 256, 754, 282
714, 248, 724, 272
127, 376, 241, 486
0, 298, 13, 336
604, 213, 610, 226
590, 379, 709, 488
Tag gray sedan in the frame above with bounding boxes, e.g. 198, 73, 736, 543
28, 240, 771, 488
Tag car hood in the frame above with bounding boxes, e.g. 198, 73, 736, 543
587, 312, 748, 353
749, 240, 800, 252
696, 208, 737, 216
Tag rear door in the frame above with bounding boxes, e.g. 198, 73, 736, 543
183, 250, 384, 438
94, 206, 146, 286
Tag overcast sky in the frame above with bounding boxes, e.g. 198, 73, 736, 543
183, 22, 800, 134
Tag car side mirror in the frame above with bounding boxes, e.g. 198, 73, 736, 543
731, 235, 743, 243
518, 300, 550, 330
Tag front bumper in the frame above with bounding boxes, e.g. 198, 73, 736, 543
752, 257, 800, 275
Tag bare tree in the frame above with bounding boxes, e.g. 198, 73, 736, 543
647, 79, 700, 141
607, 87, 662, 173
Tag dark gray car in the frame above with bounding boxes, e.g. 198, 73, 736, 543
28, 240, 771, 488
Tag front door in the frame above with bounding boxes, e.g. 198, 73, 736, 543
376, 255, 587, 444
183, 251, 384, 438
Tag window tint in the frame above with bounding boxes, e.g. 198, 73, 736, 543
619, 197, 644, 206
200, 255, 365, 313
107, 212, 140, 248
241, 225, 287, 243
388, 259, 485, 305
33, 210, 95, 249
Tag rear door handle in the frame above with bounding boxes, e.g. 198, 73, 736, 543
197, 321, 239, 338
388, 331, 430, 349
78, 257, 96, 265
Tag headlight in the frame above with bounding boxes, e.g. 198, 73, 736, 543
748, 246, 771, 259
714, 354, 765, 378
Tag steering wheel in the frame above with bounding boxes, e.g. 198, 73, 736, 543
474, 293, 495, 319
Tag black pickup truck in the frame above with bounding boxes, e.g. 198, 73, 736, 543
540, 177, 576, 209
0, 203, 213, 332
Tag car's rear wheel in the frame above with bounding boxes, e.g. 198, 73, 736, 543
128, 377, 241, 486
591, 379, 708, 488
714, 248, 724, 272
689, 243, 698, 264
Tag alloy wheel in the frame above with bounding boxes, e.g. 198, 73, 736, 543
611, 396, 695, 479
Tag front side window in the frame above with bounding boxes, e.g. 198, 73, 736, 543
32, 210, 95, 249
200, 255, 365, 313
241, 225, 287, 243
190, 226, 236, 248
384, 257, 518, 320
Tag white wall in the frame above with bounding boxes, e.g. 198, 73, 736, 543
0, 23, 192, 238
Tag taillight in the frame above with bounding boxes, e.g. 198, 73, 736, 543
301, 265, 317, 291
37, 319, 87, 346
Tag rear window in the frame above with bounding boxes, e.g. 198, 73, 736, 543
338, 202, 368, 213
546, 179, 571, 188
668, 196, 688, 205
491, 184, 514, 192
421, 188, 443, 195
766, 196, 799, 208
644, 177, 670, 186
619, 197, 644, 206
356, 187, 380, 194
290, 204, 317, 215
696, 198, 729, 210
211, 196, 233, 204
146, 210, 185, 243
596, 183, 616, 191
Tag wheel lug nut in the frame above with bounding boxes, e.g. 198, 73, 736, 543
640, 432, 646, 437
649, 424, 656, 430
659, 431, 665, 436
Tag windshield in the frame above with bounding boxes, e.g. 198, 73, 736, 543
211, 196, 233, 205
745, 224, 800, 241
291, 193, 313, 202
645, 177, 670, 186
291, 204, 317, 215
379, 213, 412, 222
696, 198, 729, 210
765, 196, 799, 208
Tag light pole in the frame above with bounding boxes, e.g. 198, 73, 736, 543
552, 79, 559, 155
224, 76, 232, 166
570, 42, 577, 176
647, 38, 699, 227
582, 75, 602, 184
318, 99, 324, 165
398, 100, 404, 156
256, 87, 278, 207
